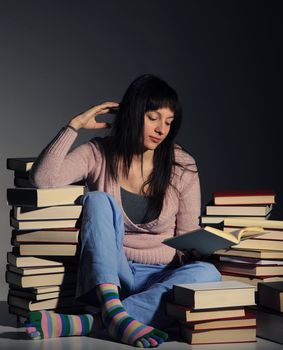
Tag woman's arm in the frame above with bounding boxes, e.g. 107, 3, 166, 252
175, 168, 201, 236
29, 101, 119, 188
174, 163, 201, 264
29, 127, 93, 188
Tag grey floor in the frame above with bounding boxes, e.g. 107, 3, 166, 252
0, 302, 282, 350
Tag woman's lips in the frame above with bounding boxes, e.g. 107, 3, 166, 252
150, 136, 162, 143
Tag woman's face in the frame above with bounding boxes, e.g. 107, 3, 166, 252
143, 107, 175, 151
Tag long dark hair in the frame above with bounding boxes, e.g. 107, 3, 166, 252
98, 74, 184, 221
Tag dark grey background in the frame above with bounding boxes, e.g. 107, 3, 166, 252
0, 0, 282, 300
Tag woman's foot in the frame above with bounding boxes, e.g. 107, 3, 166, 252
97, 283, 168, 347
25, 310, 101, 339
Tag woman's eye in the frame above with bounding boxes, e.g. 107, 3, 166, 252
148, 115, 157, 121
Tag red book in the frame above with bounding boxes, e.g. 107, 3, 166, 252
213, 189, 275, 205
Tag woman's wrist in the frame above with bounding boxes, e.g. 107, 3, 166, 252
68, 119, 81, 131
67, 123, 79, 132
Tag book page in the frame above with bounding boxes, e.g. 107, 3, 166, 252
236, 226, 265, 241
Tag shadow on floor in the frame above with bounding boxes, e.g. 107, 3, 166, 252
0, 301, 18, 327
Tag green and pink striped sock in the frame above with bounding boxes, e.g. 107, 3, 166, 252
25, 310, 97, 339
97, 283, 168, 347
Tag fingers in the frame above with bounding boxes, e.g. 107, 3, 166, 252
191, 249, 202, 259
69, 102, 119, 130
181, 249, 203, 264
93, 101, 119, 114
95, 122, 111, 129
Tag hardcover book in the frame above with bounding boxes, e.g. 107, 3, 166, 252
7, 252, 78, 267
162, 226, 264, 256
258, 282, 283, 312
13, 205, 82, 220
7, 158, 36, 172
173, 281, 255, 309
6, 271, 77, 288
213, 189, 275, 205
7, 186, 86, 207
166, 303, 246, 322
180, 325, 256, 344
12, 244, 78, 256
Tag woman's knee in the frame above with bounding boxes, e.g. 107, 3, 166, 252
82, 191, 117, 212
82, 191, 110, 206
195, 261, 221, 282
179, 261, 221, 283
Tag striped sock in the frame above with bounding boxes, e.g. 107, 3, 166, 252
97, 283, 168, 348
25, 310, 95, 339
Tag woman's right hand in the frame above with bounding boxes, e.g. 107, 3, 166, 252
68, 101, 119, 130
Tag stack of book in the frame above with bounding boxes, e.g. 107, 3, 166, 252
212, 218, 283, 290
6, 158, 87, 320
248, 282, 283, 344
200, 189, 276, 226
197, 189, 283, 290
166, 280, 256, 344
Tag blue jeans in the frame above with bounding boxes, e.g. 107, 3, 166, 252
76, 191, 221, 329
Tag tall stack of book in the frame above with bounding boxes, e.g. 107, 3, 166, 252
212, 218, 283, 290
198, 189, 283, 290
6, 158, 87, 321
166, 281, 257, 344
201, 189, 276, 226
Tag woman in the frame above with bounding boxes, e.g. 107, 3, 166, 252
25, 74, 221, 347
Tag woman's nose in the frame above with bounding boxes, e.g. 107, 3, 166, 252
155, 121, 166, 134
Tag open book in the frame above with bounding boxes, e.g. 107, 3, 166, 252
162, 226, 265, 256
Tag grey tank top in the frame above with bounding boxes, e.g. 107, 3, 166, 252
120, 187, 157, 224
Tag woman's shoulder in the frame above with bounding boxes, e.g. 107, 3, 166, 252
172, 145, 199, 189
88, 136, 112, 152
174, 144, 197, 170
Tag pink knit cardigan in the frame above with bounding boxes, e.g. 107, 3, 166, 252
30, 126, 201, 264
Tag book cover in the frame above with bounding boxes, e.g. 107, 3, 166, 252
10, 217, 79, 230
213, 248, 283, 260
258, 282, 283, 312
7, 186, 86, 207
9, 284, 76, 294
166, 302, 245, 322
7, 264, 77, 276
162, 226, 264, 256
224, 218, 283, 230
179, 311, 256, 330
214, 261, 283, 277
6, 270, 77, 288
248, 305, 283, 344
7, 157, 36, 172
13, 205, 82, 220
180, 325, 256, 344
7, 252, 78, 267
12, 244, 78, 256
173, 280, 255, 309
206, 203, 273, 216
213, 189, 275, 205
8, 295, 82, 311
8, 287, 75, 301
219, 255, 283, 265
200, 215, 270, 225
232, 239, 283, 251
12, 228, 80, 244
220, 273, 283, 291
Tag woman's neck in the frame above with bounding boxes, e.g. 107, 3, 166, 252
131, 149, 154, 166
118, 150, 154, 194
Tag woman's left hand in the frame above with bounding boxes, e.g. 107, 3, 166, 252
179, 249, 204, 264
